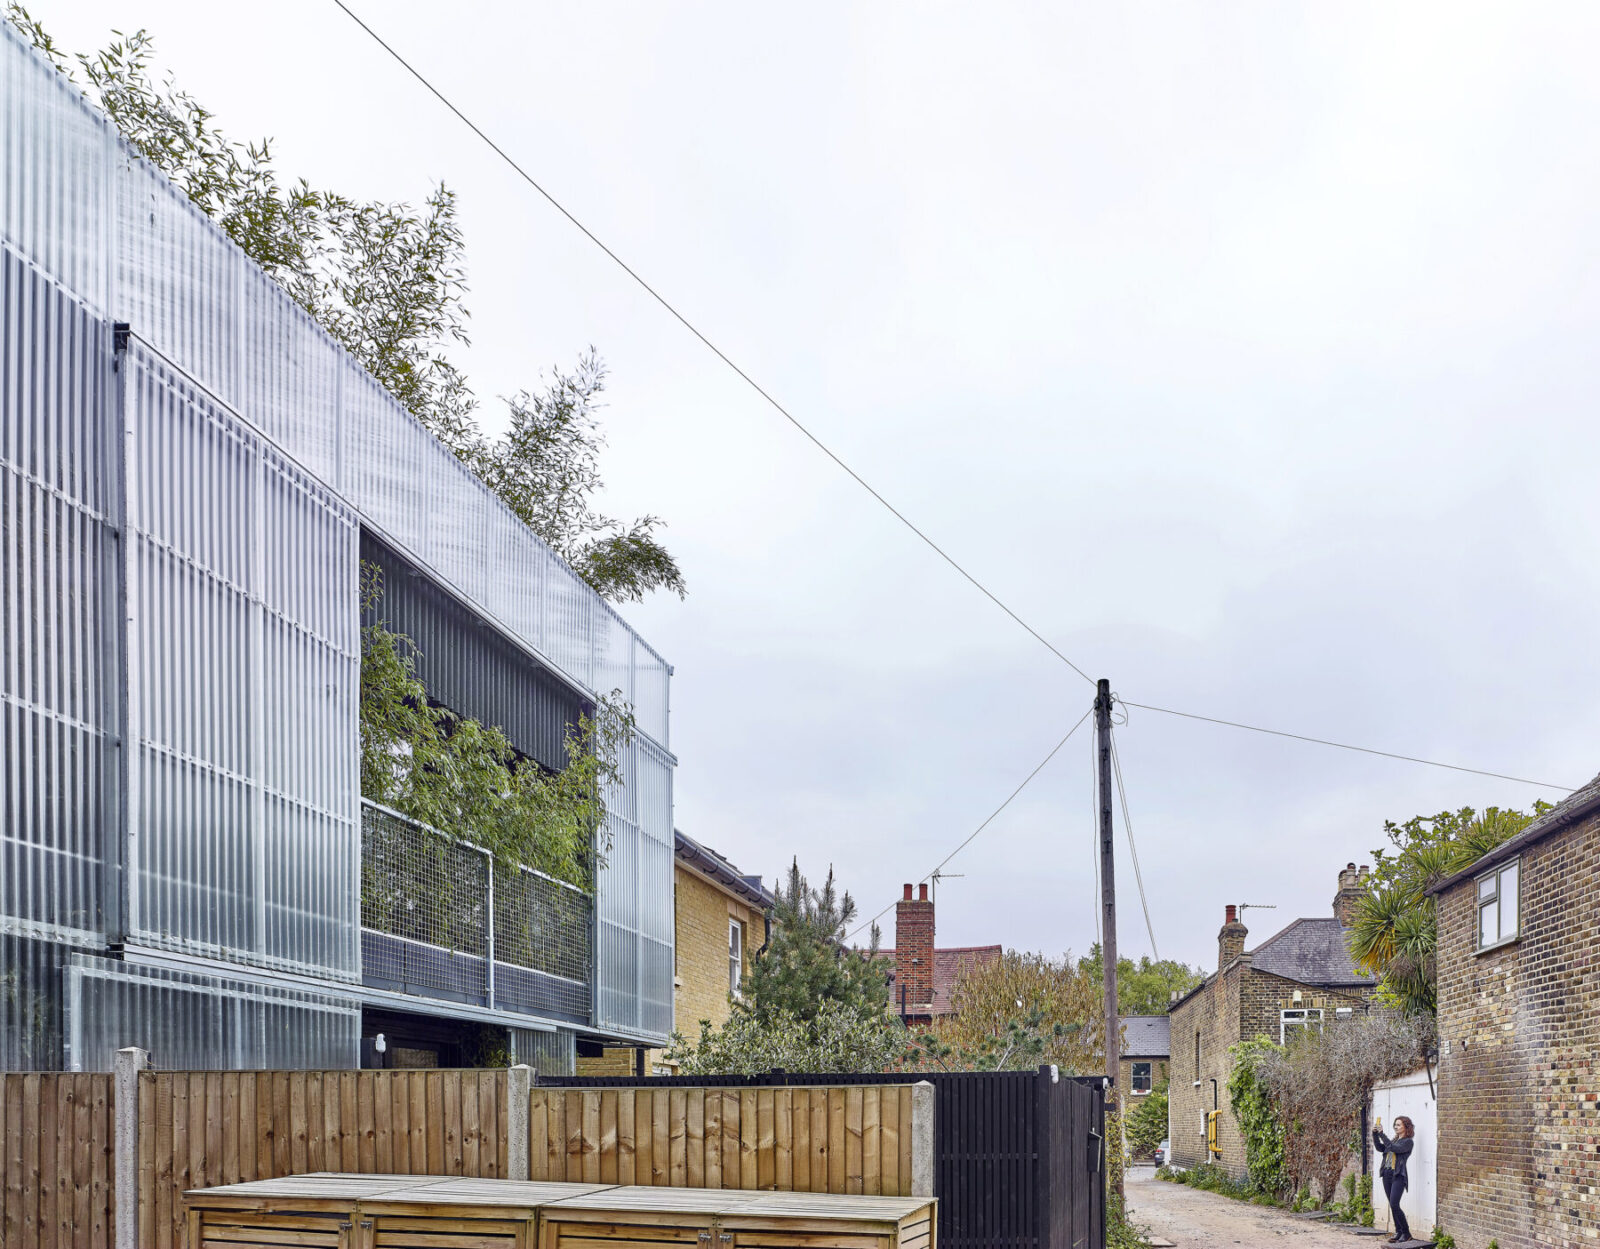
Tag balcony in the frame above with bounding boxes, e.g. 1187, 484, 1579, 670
360, 801, 592, 1024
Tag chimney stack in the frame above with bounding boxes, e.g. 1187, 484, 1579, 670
1218, 904, 1248, 970
1333, 862, 1368, 927
895, 882, 936, 1015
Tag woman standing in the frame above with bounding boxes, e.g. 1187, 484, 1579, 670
1372, 1116, 1415, 1244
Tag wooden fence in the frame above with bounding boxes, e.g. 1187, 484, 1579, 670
135, 1069, 508, 1249
542, 1068, 1106, 1249
0, 1073, 116, 1249
528, 1084, 920, 1194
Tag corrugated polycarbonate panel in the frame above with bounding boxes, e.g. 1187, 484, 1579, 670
241, 279, 342, 485
0, 933, 71, 1069
115, 155, 242, 406
0, 24, 113, 313
1, 246, 118, 941
65, 953, 360, 1071
121, 341, 359, 978
509, 1024, 575, 1075
6, 24, 675, 1041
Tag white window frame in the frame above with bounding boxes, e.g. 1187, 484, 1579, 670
1476, 858, 1520, 953
729, 918, 744, 998
1279, 1007, 1323, 1044
1131, 1061, 1154, 1094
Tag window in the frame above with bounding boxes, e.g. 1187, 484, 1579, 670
1280, 1008, 1323, 1043
1194, 1030, 1201, 1079
1131, 1061, 1153, 1094
729, 919, 744, 997
1477, 858, 1520, 951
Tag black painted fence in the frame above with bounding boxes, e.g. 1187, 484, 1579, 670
537, 1067, 1106, 1249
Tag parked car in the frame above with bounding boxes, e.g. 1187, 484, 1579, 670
1152, 1139, 1169, 1167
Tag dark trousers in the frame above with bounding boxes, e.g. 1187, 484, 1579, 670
1382, 1173, 1410, 1241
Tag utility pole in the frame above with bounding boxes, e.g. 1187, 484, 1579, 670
1095, 678, 1122, 1199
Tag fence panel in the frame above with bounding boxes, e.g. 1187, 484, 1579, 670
134, 1068, 508, 1249
538, 1068, 1107, 1249
527, 1083, 916, 1195
0, 1072, 115, 1249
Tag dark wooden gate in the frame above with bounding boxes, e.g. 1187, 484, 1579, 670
540, 1067, 1105, 1249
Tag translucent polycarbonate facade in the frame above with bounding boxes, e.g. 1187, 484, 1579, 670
65, 954, 359, 1072
1, 247, 119, 948
2, 19, 676, 1058
120, 340, 361, 977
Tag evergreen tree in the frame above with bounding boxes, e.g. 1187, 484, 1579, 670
739, 861, 889, 1024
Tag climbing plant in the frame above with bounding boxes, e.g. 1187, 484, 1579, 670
1227, 1036, 1290, 1198
359, 562, 632, 891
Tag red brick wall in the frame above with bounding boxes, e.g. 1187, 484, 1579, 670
1435, 811, 1600, 1249
894, 885, 935, 1013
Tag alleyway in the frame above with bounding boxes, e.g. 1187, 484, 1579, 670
1126, 1166, 1394, 1248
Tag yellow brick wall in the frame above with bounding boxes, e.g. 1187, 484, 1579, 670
673, 863, 765, 1039
575, 862, 767, 1076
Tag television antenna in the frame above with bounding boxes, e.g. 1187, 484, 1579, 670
1238, 903, 1277, 922
929, 870, 964, 905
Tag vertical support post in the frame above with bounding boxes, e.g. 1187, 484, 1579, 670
1095, 678, 1122, 1201
506, 1064, 533, 1180
485, 850, 496, 1009
910, 1081, 935, 1199
114, 1046, 149, 1249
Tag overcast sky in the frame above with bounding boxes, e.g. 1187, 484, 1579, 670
34, 1, 1600, 972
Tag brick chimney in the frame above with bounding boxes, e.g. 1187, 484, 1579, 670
1218, 904, 1248, 970
1333, 862, 1368, 927
895, 883, 935, 1014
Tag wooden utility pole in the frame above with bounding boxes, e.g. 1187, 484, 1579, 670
1095, 678, 1122, 1198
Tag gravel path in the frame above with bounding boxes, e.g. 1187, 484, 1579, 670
1125, 1166, 1390, 1248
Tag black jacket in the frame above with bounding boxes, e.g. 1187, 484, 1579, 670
1373, 1129, 1413, 1186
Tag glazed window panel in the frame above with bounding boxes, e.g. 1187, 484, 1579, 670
1131, 1061, 1153, 1093
1477, 858, 1520, 950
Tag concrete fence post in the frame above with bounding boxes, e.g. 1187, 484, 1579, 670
507, 1064, 533, 1180
114, 1046, 150, 1249
911, 1080, 935, 1199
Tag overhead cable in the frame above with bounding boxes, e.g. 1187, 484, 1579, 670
845, 706, 1094, 942
1121, 701, 1578, 791
1108, 719, 1159, 961
330, 0, 1095, 688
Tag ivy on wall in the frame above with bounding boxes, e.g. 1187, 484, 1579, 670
1227, 1036, 1290, 1198
358, 563, 632, 890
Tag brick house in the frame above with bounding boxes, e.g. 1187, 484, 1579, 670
578, 831, 774, 1074
877, 883, 1002, 1025
1121, 1015, 1171, 1105
1428, 775, 1600, 1249
1167, 864, 1377, 1174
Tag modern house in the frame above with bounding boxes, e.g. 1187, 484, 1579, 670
877, 884, 1001, 1027
1428, 773, 1600, 1249
0, 22, 675, 1073
575, 830, 774, 1075
1167, 864, 1377, 1174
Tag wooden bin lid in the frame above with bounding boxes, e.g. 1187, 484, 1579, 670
186, 1174, 610, 1211
539, 1185, 935, 1225
188, 1175, 934, 1227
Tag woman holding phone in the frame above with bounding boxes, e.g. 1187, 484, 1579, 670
1372, 1116, 1415, 1243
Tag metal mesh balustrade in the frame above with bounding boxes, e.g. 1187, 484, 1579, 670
361, 802, 592, 1020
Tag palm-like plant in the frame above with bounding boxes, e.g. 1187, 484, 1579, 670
1346, 806, 1543, 1015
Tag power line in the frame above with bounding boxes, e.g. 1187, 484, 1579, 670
1121, 701, 1578, 791
329, 1, 1579, 888
845, 705, 1094, 942
329, 0, 1095, 689
1108, 719, 1159, 961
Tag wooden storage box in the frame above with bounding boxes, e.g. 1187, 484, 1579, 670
186, 1174, 935, 1249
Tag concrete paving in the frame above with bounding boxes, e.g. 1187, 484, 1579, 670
1126, 1166, 1401, 1248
